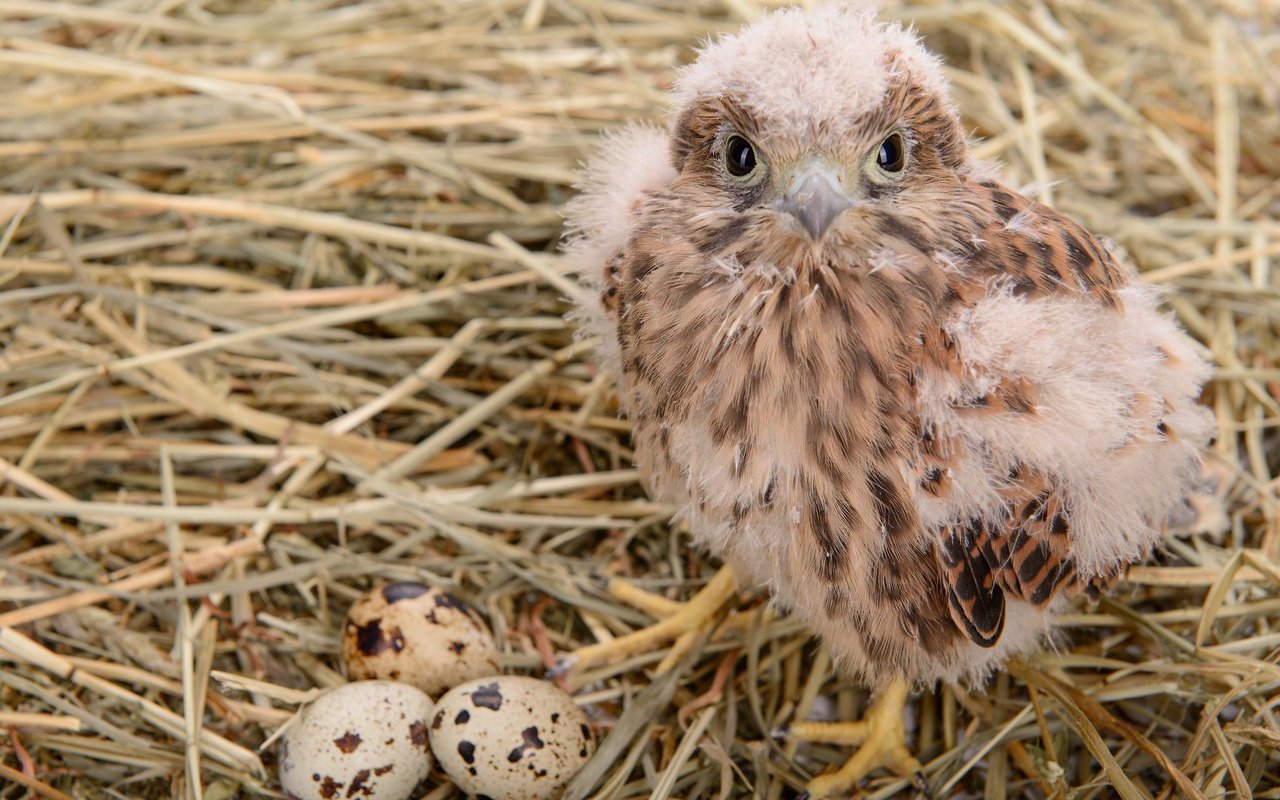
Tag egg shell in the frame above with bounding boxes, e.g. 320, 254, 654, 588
340, 581, 500, 699
429, 676, 596, 800
278, 680, 434, 800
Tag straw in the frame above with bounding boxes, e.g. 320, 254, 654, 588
1, 0, 1277, 796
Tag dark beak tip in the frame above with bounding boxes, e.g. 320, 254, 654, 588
791, 200, 848, 242
799, 213, 831, 241
784, 173, 853, 241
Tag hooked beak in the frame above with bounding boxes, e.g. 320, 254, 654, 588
774, 169, 855, 241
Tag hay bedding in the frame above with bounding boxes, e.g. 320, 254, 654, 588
0, 0, 1276, 797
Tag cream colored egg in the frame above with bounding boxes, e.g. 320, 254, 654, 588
429, 676, 596, 800
278, 680, 433, 800
340, 582, 500, 699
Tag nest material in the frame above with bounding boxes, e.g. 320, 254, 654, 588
0, 0, 1277, 798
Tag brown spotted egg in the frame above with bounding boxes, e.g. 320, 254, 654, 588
429, 676, 595, 800
340, 581, 500, 699
278, 680, 433, 800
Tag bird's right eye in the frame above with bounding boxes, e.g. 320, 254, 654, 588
725, 135, 758, 177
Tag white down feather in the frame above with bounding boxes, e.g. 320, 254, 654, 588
561, 125, 675, 375
914, 283, 1214, 577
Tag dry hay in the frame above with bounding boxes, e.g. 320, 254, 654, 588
0, 0, 1278, 798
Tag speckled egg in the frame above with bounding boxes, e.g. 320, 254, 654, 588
278, 680, 433, 800
429, 675, 595, 800
340, 581, 500, 699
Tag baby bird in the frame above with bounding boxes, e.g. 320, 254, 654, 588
562, 2, 1213, 795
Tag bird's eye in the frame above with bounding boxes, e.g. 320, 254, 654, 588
725, 135, 758, 177
875, 132, 907, 174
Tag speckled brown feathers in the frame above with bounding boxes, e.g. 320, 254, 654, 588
937, 465, 1120, 648
966, 181, 1124, 306
563, 3, 1213, 686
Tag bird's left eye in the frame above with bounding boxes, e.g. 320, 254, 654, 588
875, 132, 907, 174
725, 135, 758, 177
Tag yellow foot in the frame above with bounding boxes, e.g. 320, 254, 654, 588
554, 565, 737, 676
780, 678, 930, 799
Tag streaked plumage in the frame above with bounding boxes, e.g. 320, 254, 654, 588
563, 2, 1213, 687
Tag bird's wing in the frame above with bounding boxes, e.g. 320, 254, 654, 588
965, 181, 1128, 305
918, 182, 1212, 648
934, 456, 1120, 648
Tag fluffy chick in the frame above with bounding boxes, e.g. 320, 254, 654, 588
563, 1, 1212, 688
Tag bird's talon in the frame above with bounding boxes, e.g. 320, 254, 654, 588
546, 656, 576, 679
794, 679, 918, 798
912, 770, 932, 799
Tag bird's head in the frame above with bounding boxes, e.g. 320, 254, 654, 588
665, 2, 973, 266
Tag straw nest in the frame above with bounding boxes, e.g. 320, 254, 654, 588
0, 0, 1277, 798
